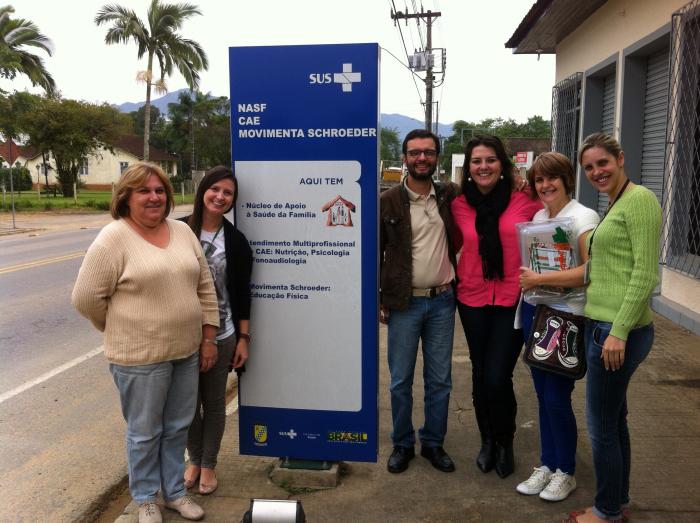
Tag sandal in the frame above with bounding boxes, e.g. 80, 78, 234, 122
199, 471, 218, 495
183, 465, 200, 489
563, 508, 624, 523
563, 509, 587, 523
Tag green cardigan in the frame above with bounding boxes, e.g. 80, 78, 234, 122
585, 185, 662, 340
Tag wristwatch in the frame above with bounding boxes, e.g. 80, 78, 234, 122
239, 332, 251, 342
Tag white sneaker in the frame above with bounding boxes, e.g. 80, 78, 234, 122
164, 495, 204, 520
539, 469, 577, 501
138, 502, 162, 523
516, 465, 552, 495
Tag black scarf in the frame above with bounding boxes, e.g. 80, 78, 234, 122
464, 178, 511, 280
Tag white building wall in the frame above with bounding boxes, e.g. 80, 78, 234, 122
552, 0, 699, 323
17, 147, 176, 188
87, 149, 139, 185
555, 0, 688, 82
451, 154, 465, 185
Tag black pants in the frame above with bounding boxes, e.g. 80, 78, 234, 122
457, 302, 523, 444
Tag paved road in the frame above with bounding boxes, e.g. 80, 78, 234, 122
1, 230, 103, 393
0, 218, 126, 521
0, 209, 191, 521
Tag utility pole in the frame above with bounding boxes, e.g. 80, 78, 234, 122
391, 9, 441, 132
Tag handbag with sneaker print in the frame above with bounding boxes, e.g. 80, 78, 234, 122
523, 304, 586, 380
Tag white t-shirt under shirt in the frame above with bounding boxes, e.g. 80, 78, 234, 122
529, 199, 600, 315
200, 228, 235, 340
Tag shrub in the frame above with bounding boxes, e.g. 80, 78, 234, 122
0, 167, 33, 191
16, 199, 35, 209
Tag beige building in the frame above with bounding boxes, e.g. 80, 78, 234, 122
1, 136, 177, 190
507, 0, 700, 335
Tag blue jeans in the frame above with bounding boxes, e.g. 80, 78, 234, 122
531, 367, 577, 474
585, 320, 654, 520
522, 302, 577, 474
110, 351, 199, 504
387, 288, 455, 448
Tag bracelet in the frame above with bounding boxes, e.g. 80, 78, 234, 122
202, 338, 217, 346
239, 332, 251, 342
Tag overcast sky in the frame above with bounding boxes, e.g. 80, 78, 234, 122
3, 0, 555, 126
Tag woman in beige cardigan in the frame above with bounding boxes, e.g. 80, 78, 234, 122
72, 162, 219, 523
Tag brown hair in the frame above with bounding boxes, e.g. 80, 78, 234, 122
578, 132, 623, 165
110, 162, 174, 220
187, 165, 238, 237
460, 135, 514, 281
527, 152, 575, 199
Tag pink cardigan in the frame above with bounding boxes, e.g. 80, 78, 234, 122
452, 191, 542, 307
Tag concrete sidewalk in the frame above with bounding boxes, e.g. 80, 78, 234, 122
106, 313, 700, 523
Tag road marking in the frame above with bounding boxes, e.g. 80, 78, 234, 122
0, 251, 85, 275
226, 395, 239, 416
0, 346, 104, 405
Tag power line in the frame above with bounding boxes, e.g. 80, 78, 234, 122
388, 0, 425, 105
380, 47, 425, 82
391, 7, 441, 131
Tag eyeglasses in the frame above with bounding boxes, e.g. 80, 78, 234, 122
406, 149, 437, 158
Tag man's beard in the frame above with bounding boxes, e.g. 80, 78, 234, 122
407, 164, 436, 181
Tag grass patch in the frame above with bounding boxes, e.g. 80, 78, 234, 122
1, 190, 193, 212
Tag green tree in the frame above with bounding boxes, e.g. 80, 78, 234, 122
439, 116, 551, 174
129, 104, 165, 139
165, 90, 229, 176
380, 127, 401, 165
22, 97, 130, 196
520, 115, 551, 138
439, 120, 476, 175
0, 91, 37, 194
475, 116, 551, 139
0, 5, 55, 94
0, 90, 36, 140
0, 165, 31, 190
95, 0, 208, 160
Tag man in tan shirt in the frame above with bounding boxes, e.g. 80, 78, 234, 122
379, 129, 459, 474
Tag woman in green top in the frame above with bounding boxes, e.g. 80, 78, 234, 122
565, 133, 661, 523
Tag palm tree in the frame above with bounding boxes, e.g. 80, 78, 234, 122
95, 0, 208, 160
0, 5, 56, 94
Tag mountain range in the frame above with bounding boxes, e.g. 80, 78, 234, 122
115, 89, 455, 140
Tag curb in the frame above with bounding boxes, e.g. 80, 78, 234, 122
80, 474, 130, 523
0, 227, 41, 236
89, 373, 239, 521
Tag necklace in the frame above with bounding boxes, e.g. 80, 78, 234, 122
202, 225, 223, 256
588, 178, 631, 259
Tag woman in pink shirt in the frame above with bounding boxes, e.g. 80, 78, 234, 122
452, 135, 541, 479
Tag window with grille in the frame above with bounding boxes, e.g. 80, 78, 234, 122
663, 0, 700, 278
551, 72, 583, 163
78, 158, 88, 176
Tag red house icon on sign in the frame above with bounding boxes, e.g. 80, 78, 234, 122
321, 195, 356, 227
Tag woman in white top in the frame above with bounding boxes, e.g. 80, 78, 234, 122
516, 152, 599, 502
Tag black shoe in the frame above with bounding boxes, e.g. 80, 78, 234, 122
387, 446, 415, 473
420, 446, 456, 472
494, 442, 514, 478
476, 438, 495, 473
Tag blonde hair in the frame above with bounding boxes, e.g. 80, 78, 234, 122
110, 162, 174, 220
578, 132, 623, 165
